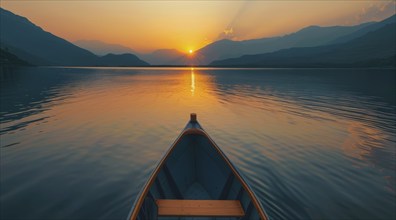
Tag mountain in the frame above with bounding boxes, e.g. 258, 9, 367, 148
73, 40, 136, 56
178, 22, 374, 65
0, 8, 149, 66
138, 49, 185, 65
73, 40, 185, 65
96, 53, 149, 66
0, 47, 31, 67
331, 14, 396, 44
210, 23, 396, 67
0, 7, 96, 66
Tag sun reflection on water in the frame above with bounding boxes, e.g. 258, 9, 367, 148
191, 68, 195, 96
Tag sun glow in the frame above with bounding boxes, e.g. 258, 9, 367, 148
189, 49, 193, 54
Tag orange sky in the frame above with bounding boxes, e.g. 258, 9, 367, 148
1, 1, 395, 53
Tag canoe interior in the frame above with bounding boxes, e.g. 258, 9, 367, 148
134, 128, 262, 220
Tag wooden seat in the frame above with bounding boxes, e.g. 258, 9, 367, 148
156, 199, 245, 217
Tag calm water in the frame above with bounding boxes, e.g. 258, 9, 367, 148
0, 67, 395, 220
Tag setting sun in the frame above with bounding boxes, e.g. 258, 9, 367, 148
189, 49, 193, 54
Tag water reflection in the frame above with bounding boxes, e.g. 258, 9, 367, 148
205, 69, 395, 168
0, 67, 395, 220
191, 68, 195, 96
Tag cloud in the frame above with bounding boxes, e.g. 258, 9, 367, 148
216, 1, 251, 40
356, 1, 396, 23
217, 27, 236, 40
223, 27, 234, 36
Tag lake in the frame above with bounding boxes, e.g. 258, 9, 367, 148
0, 67, 395, 220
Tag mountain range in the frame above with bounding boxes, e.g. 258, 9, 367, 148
0, 7, 395, 67
73, 41, 185, 65
73, 19, 393, 66
203, 16, 395, 66
142, 14, 394, 66
210, 23, 395, 67
183, 22, 375, 65
73, 40, 137, 56
0, 8, 149, 66
58, 11, 396, 67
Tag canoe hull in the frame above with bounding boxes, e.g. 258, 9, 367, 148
128, 116, 268, 220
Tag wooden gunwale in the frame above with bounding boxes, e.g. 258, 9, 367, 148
128, 126, 268, 220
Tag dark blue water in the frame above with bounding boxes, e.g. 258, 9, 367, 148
1, 67, 395, 220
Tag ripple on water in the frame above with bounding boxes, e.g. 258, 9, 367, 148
1, 67, 395, 220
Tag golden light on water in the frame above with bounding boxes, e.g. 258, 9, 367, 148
53, 68, 218, 126
191, 68, 195, 95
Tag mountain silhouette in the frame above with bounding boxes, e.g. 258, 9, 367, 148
2, 7, 394, 68
0, 47, 31, 67
116, 22, 376, 66
210, 23, 396, 67
330, 14, 396, 44
73, 41, 186, 65
74, 40, 136, 56
96, 53, 149, 66
0, 8, 149, 66
138, 49, 186, 65
178, 21, 374, 65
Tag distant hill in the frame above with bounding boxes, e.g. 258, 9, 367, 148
176, 21, 374, 65
74, 40, 136, 56
0, 8, 149, 66
138, 49, 185, 65
73, 40, 186, 65
0, 47, 31, 67
96, 53, 149, 66
331, 14, 396, 44
210, 23, 396, 67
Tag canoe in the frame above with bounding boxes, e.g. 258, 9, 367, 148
127, 114, 269, 220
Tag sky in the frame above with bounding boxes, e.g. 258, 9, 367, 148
1, 1, 395, 53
